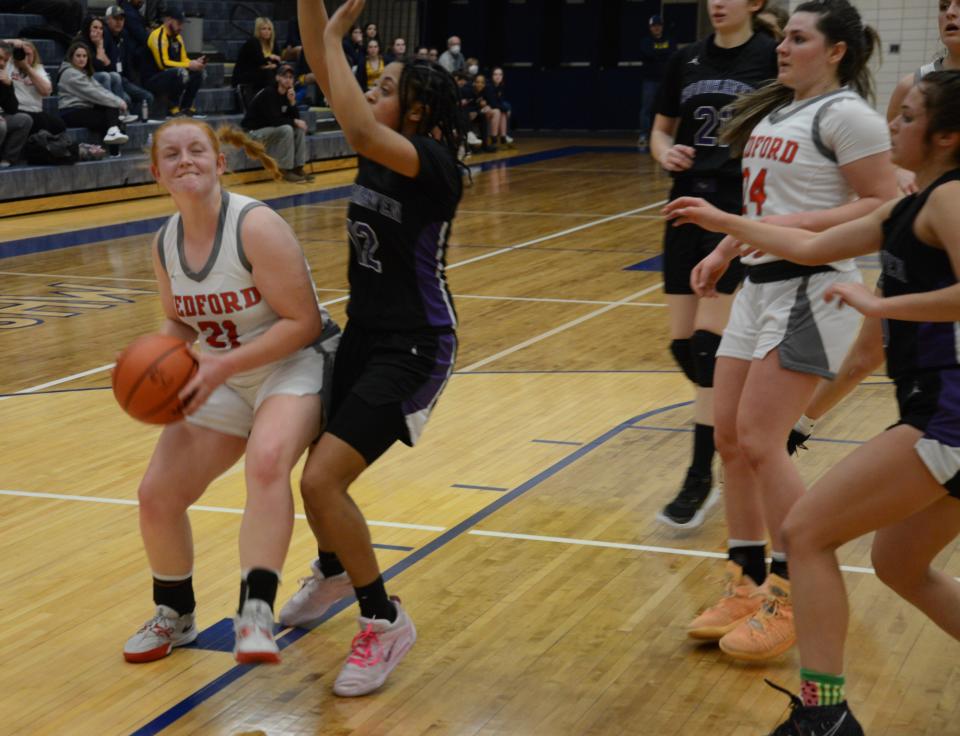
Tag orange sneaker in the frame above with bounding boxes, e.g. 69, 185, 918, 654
687, 561, 764, 640
719, 573, 795, 661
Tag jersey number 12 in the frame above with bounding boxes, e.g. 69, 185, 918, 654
348, 219, 383, 273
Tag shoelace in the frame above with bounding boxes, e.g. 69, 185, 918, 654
346, 622, 383, 668
765, 679, 805, 735
141, 616, 174, 638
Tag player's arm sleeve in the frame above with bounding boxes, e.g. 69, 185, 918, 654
821, 100, 891, 167
655, 51, 684, 118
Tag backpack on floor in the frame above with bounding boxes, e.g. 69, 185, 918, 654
24, 130, 79, 166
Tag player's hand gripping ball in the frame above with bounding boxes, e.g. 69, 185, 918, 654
112, 334, 198, 424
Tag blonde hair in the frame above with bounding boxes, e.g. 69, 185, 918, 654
254, 17, 275, 56
21, 40, 42, 68
150, 118, 282, 181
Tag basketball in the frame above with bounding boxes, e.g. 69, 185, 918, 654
112, 334, 198, 424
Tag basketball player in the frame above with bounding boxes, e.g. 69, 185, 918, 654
122, 119, 340, 666
667, 0, 899, 662
651, 0, 778, 531
670, 68, 960, 736
784, 0, 960, 453
278, 0, 465, 697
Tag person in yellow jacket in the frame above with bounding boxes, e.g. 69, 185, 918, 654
143, 8, 206, 116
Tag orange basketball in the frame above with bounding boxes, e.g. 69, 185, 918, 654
112, 334, 198, 424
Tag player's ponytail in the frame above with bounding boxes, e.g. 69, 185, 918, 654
721, 82, 794, 156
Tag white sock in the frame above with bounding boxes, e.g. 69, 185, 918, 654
794, 414, 815, 437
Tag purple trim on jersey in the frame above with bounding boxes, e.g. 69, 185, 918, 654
925, 370, 960, 447
413, 221, 456, 328
402, 332, 457, 416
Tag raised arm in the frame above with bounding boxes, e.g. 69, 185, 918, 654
296, 0, 332, 94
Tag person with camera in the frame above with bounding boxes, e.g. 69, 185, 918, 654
0, 41, 32, 167
4, 39, 65, 136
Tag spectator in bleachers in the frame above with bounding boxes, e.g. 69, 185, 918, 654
363, 22, 379, 49
5, 39, 65, 134
453, 70, 482, 150
282, 17, 319, 105
0, 40, 30, 167
56, 40, 129, 153
103, 6, 154, 121
80, 15, 135, 113
234, 17, 282, 109
341, 25, 364, 72
240, 62, 311, 184
414, 46, 428, 61
118, 0, 149, 84
356, 38, 383, 91
144, 8, 205, 116
636, 14, 674, 152
472, 72, 500, 151
384, 38, 407, 64
464, 57, 479, 79
490, 66, 513, 147
428, 47, 439, 63
439, 35, 464, 73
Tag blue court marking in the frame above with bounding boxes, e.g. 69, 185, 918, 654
625, 253, 664, 271
1, 145, 640, 260
129, 399, 690, 736
628, 424, 868, 445
451, 483, 510, 492
372, 543, 416, 551
531, 439, 584, 446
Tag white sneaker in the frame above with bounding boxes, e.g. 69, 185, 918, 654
466, 131, 482, 147
278, 560, 352, 627
120, 113, 139, 124
234, 598, 280, 664
103, 126, 129, 145
123, 605, 197, 663
505, 135, 514, 145
333, 597, 416, 697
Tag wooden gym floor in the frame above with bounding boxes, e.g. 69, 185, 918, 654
1, 138, 957, 736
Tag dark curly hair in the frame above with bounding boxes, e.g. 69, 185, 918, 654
398, 60, 468, 165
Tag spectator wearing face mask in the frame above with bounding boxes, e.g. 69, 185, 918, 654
464, 57, 479, 80
439, 36, 464, 73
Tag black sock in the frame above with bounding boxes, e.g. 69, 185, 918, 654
318, 549, 345, 578
239, 568, 279, 613
354, 576, 396, 622
691, 423, 715, 476
770, 556, 789, 580
729, 545, 767, 586
153, 575, 195, 616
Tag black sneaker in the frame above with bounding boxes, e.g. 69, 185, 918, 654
786, 429, 810, 455
655, 467, 718, 530
766, 680, 864, 736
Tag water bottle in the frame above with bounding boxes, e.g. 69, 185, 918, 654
141, 99, 149, 122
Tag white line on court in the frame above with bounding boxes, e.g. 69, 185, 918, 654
0, 488, 886, 578
0, 362, 116, 401
0, 271, 157, 283
459, 282, 664, 372
0, 489, 445, 531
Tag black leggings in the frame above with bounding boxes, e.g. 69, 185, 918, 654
26, 110, 66, 135
59, 105, 121, 139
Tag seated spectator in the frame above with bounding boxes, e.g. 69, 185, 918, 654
234, 17, 281, 109
385, 37, 408, 64
356, 38, 384, 91
428, 47, 439, 63
490, 66, 513, 146
144, 8, 205, 116
453, 71, 482, 150
464, 57, 479, 79
472, 73, 500, 150
118, 0, 149, 84
414, 46, 429, 61
5, 39, 65, 134
240, 62, 311, 183
363, 22, 380, 49
104, 5, 154, 120
283, 16, 319, 105
79, 15, 129, 106
56, 40, 130, 154
0, 40, 30, 166
439, 36, 464, 73
341, 25, 364, 71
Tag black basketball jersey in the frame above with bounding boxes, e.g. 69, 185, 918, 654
880, 169, 960, 379
345, 136, 462, 331
657, 32, 779, 181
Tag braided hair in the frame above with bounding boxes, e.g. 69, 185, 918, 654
397, 60, 468, 167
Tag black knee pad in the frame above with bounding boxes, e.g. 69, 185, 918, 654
669, 338, 696, 383
692, 330, 722, 387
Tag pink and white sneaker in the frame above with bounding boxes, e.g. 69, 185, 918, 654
234, 598, 280, 664
333, 597, 416, 697
278, 560, 352, 627
123, 605, 197, 663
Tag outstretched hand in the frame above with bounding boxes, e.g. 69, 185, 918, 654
325, 0, 366, 39
823, 281, 882, 317
663, 196, 730, 233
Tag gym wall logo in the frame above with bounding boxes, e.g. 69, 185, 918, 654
0, 282, 154, 330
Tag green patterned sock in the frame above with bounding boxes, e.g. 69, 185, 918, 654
800, 668, 845, 706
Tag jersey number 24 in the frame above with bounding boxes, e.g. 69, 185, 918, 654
742, 167, 767, 217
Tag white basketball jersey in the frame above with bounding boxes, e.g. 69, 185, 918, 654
158, 190, 322, 354
739, 89, 890, 270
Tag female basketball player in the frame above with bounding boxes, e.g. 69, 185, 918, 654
651, 0, 778, 531
280, 0, 465, 697
669, 68, 960, 736
670, 0, 899, 662
122, 119, 340, 666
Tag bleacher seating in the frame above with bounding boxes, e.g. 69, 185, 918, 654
0, 0, 351, 203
